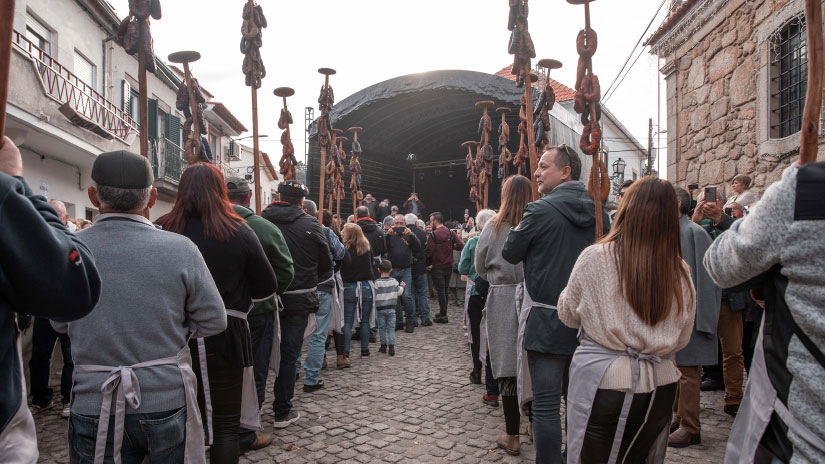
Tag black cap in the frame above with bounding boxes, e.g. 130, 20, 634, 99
91, 150, 154, 188
278, 179, 308, 198
226, 176, 251, 194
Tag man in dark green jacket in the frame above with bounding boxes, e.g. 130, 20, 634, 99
503, 145, 609, 464
226, 177, 294, 453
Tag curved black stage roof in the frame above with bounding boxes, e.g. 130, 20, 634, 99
307, 70, 578, 221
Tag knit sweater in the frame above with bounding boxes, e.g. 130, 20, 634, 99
558, 244, 696, 392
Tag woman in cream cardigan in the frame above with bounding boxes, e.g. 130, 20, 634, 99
558, 177, 696, 463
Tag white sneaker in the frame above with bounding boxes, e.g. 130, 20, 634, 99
272, 411, 300, 429
60, 404, 71, 418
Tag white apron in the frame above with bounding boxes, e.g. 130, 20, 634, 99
329, 271, 345, 333
463, 280, 475, 348
724, 319, 825, 463
353, 281, 377, 328
565, 333, 669, 464
515, 284, 538, 412
73, 342, 206, 464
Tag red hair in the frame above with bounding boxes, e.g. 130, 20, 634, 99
156, 163, 242, 242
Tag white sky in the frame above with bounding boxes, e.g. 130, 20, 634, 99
110, 0, 670, 174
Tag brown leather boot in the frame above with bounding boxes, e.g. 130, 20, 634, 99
668, 428, 701, 448
336, 354, 347, 370
496, 433, 520, 456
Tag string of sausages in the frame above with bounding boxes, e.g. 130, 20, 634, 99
118, 0, 161, 73
278, 107, 297, 181
324, 137, 347, 202
498, 111, 512, 179
350, 137, 363, 202
507, 0, 535, 88
176, 78, 211, 163
317, 85, 335, 151
240, 2, 267, 89
533, 81, 555, 153
465, 143, 480, 204
513, 95, 530, 176
478, 112, 494, 181
572, 27, 609, 202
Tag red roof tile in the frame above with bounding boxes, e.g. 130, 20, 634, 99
643, 0, 700, 47
495, 66, 576, 102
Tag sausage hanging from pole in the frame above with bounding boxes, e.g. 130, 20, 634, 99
568, 0, 605, 239
327, 128, 344, 215
275, 87, 297, 187
463, 140, 481, 214
349, 126, 364, 216
169, 51, 209, 165
799, 0, 824, 165
496, 107, 513, 180
241, 0, 266, 213
117, 0, 161, 158
317, 67, 336, 222
476, 100, 495, 209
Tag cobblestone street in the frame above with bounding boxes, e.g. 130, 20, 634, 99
34, 300, 734, 463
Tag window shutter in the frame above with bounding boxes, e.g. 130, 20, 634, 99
147, 99, 158, 140
122, 80, 131, 115
168, 114, 181, 146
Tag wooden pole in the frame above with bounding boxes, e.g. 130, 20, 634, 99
252, 85, 262, 213
138, 50, 148, 158
0, 0, 14, 146
800, 0, 824, 165
318, 72, 330, 222
524, 67, 539, 201
584, 2, 603, 239
182, 62, 200, 159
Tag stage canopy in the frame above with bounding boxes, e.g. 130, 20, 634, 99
307, 69, 583, 222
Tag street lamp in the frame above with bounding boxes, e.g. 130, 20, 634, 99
612, 157, 626, 179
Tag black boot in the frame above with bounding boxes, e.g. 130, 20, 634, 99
389, 345, 395, 356
379, 344, 387, 353
469, 368, 481, 384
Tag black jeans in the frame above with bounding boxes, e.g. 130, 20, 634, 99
192, 350, 243, 464
29, 317, 73, 406
581, 383, 677, 463
273, 312, 308, 420
431, 267, 453, 316
467, 295, 486, 371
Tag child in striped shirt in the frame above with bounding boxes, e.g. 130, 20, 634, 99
374, 259, 405, 356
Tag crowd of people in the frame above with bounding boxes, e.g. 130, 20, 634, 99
1, 134, 823, 464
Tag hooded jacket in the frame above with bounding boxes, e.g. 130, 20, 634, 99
262, 202, 332, 314
408, 225, 429, 276
502, 180, 609, 355
357, 217, 386, 258
0, 174, 101, 460
426, 226, 464, 269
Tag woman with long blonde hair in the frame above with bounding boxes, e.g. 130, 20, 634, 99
475, 175, 532, 455
558, 176, 695, 463
340, 223, 375, 359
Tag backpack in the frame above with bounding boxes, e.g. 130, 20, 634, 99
427, 229, 459, 266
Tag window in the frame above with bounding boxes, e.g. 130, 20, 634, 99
25, 13, 51, 54
158, 111, 168, 141
209, 133, 220, 163
73, 51, 97, 92
770, 16, 808, 139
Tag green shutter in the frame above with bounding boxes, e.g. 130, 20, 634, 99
147, 99, 158, 140
121, 80, 131, 114
167, 114, 181, 146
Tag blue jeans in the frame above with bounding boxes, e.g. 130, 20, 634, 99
390, 268, 415, 324
272, 312, 308, 421
377, 308, 396, 346
527, 351, 572, 464
70, 408, 186, 464
303, 291, 332, 386
344, 283, 373, 353
412, 272, 431, 322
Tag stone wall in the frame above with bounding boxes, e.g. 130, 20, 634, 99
661, 0, 825, 198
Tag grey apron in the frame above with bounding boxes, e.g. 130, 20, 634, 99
329, 271, 345, 333
565, 333, 669, 464
464, 280, 475, 348
724, 320, 825, 463
73, 343, 206, 464
270, 287, 317, 376
483, 283, 522, 380
515, 284, 539, 411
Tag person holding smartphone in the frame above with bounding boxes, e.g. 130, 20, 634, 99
386, 215, 421, 332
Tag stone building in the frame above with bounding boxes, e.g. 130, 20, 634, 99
647, 0, 825, 196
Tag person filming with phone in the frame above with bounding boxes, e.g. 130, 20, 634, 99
386, 215, 421, 332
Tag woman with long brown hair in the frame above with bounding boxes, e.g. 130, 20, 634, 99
156, 163, 277, 463
340, 222, 375, 359
558, 176, 695, 463
475, 175, 531, 456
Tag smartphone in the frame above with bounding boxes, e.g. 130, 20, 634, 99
688, 184, 699, 191
724, 207, 732, 216
704, 187, 717, 203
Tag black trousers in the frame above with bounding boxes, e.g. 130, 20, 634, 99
29, 317, 73, 406
467, 294, 486, 370
431, 267, 452, 316
192, 350, 243, 464
581, 383, 677, 464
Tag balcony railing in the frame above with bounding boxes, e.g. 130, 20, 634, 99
152, 138, 188, 183
12, 30, 136, 142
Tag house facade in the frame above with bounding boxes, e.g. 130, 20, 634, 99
8, 0, 247, 221
647, 0, 825, 196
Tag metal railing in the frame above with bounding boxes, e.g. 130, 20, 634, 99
12, 30, 136, 142
152, 138, 188, 183
220, 162, 240, 179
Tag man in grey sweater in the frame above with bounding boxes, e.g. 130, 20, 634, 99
704, 162, 825, 463
55, 151, 226, 463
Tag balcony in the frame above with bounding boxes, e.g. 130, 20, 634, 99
12, 30, 136, 142
151, 138, 188, 196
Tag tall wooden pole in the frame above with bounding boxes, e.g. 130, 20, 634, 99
138, 51, 148, 158
524, 69, 539, 201
800, 0, 824, 164
0, 0, 16, 145
317, 68, 336, 221
252, 85, 261, 213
